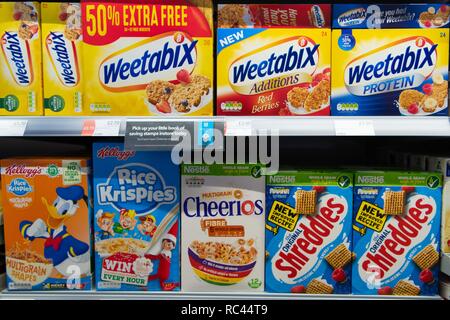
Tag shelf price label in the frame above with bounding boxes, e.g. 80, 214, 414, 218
82, 119, 122, 136
334, 119, 375, 136
225, 119, 252, 136
0, 120, 28, 136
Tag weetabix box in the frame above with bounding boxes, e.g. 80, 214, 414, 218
0, 2, 43, 115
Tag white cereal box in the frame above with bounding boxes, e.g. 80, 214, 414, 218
181, 164, 265, 292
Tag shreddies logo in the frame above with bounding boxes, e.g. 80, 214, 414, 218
337, 8, 367, 27
46, 32, 79, 87
99, 33, 198, 91
1, 31, 33, 86
271, 194, 348, 284
345, 37, 437, 96
3, 165, 42, 178
97, 146, 136, 161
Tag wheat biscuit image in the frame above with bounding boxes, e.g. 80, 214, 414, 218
392, 280, 420, 296
304, 80, 330, 111
384, 190, 405, 215
295, 190, 317, 215
413, 244, 439, 270
325, 244, 352, 269
399, 90, 424, 109
305, 279, 334, 294
218, 4, 246, 28
287, 87, 309, 109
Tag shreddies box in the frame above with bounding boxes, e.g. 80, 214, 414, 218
81, 0, 213, 116
1, 158, 92, 290
42, 2, 83, 115
265, 171, 353, 294
217, 27, 331, 116
181, 164, 265, 291
352, 171, 442, 296
0, 2, 43, 115
332, 28, 449, 116
93, 143, 180, 291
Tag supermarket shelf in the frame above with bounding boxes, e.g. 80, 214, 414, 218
0, 116, 450, 137
442, 253, 450, 277
0, 290, 442, 300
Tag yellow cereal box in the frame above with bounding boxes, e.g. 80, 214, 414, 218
81, 1, 213, 116
1, 158, 92, 290
42, 2, 83, 115
0, 2, 43, 115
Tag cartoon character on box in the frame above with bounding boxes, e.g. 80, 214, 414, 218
113, 209, 137, 235
138, 215, 157, 238
96, 211, 115, 240
19, 185, 90, 277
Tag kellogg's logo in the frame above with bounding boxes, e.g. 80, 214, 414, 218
46, 32, 80, 87
3, 165, 42, 178
99, 32, 198, 92
337, 8, 367, 27
7, 178, 33, 196
1, 32, 33, 86
97, 163, 176, 215
97, 146, 135, 161
345, 37, 437, 96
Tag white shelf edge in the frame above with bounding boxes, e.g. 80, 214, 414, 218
441, 253, 450, 277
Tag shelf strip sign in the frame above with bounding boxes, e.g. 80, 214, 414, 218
224, 119, 253, 136
1, 120, 28, 136
81, 119, 122, 136
334, 119, 375, 136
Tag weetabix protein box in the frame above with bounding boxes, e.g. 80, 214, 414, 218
81, 0, 213, 116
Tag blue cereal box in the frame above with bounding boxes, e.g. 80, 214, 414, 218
93, 143, 180, 291
265, 171, 353, 294
352, 171, 442, 296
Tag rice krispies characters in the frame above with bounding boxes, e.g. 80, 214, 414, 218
265, 171, 353, 294
352, 171, 442, 296
93, 143, 180, 291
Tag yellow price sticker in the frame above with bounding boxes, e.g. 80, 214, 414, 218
267, 201, 299, 232
355, 201, 387, 232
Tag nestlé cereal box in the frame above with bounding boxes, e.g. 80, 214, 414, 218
1, 158, 92, 290
181, 164, 265, 291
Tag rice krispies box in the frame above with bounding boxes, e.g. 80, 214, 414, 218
93, 143, 180, 291
81, 1, 213, 116
352, 171, 442, 296
1, 158, 92, 290
181, 164, 265, 292
265, 171, 353, 294
0, 2, 43, 115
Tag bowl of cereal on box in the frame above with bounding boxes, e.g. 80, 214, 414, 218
188, 239, 257, 285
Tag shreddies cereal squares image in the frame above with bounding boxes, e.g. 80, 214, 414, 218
0, 2, 43, 115
1, 158, 92, 290
265, 171, 353, 294
42, 2, 83, 115
81, 1, 213, 116
181, 164, 265, 291
93, 143, 180, 291
352, 171, 442, 296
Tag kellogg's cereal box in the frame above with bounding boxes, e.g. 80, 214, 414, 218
0, 2, 43, 115
93, 143, 180, 291
331, 21, 449, 116
81, 1, 213, 116
265, 171, 353, 294
1, 158, 92, 290
42, 2, 84, 115
181, 164, 265, 291
352, 171, 442, 296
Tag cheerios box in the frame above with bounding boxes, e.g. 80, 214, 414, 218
0, 2, 43, 115
181, 164, 265, 291
265, 171, 353, 294
217, 27, 331, 116
352, 171, 442, 296
81, 1, 213, 116
42, 2, 84, 115
1, 158, 92, 290
93, 143, 180, 291
331, 13, 449, 116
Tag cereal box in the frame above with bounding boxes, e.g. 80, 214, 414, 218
93, 143, 180, 291
265, 171, 353, 294
218, 4, 331, 28
181, 164, 265, 291
217, 26, 331, 116
42, 2, 83, 115
0, 2, 43, 115
1, 158, 92, 290
331, 25, 449, 116
352, 171, 442, 296
81, 1, 213, 116
333, 4, 450, 29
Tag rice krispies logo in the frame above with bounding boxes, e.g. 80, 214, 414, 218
7, 178, 32, 196
344, 37, 437, 96
97, 163, 176, 215
1, 31, 33, 86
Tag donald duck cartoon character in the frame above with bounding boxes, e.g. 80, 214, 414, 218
19, 185, 90, 277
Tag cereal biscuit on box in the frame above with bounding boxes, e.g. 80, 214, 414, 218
218, 4, 245, 28
295, 190, 317, 215
169, 84, 204, 112
18, 23, 33, 40
393, 280, 420, 296
412, 244, 439, 270
398, 90, 424, 109
419, 12, 435, 24
325, 243, 352, 269
437, 5, 450, 22
384, 190, 405, 215
304, 80, 330, 111
306, 279, 334, 294
64, 27, 81, 41
14, 2, 34, 15
190, 75, 211, 95
287, 87, 309, 108
421, 97, 438, 113
146, 80, 176, 105
431, 80, 448, 107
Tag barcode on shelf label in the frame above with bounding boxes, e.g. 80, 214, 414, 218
334, 119, 375, 136
225, 119, 252, 136
1, 120, 28, 136
82, 119, 121, 136
8, 282, 32, 290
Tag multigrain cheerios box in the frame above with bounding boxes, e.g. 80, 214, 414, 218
42, 2, 83, 115
0, 2, 43, 115
217, 4, 331, 116
352, 171, 442, 296
265, 171, 353, 294
81, 1, 213, 116
181, 164, 265, 291
331, 4, 449, 116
